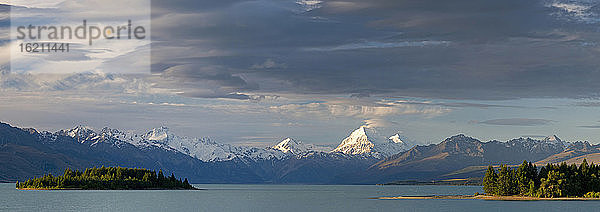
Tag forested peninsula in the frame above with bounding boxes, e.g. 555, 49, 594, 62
483, 160, 600, 198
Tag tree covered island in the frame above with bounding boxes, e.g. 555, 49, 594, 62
483, 160, 600, 198
16, 167, 196, 190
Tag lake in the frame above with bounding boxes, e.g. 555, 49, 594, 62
1, 183, 599, 211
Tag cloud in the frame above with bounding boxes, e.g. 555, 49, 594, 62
156, 64, 261, 100
6, 0, 600, 100
389, 100, 524, 108
251, 59, 287, 69
550, 1, 600, 24
521, 135, 549, 138
142, 0, 600, 101
363, 118, 397, 128
269, 100, 448, 119
0, 71, 179, 98
304, 40, 450, 51
476, 118, 554, 126
574, 102, 600, 107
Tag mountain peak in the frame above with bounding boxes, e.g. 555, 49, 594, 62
544, 135, 561, 142
64, 125, 96, 140
272, 138, 308, 154
331, 126, 409, 157
443, 134, 478, 143
69, 125, 94, 132
331, 126, 376, 155
542, 135, 568, 148
388, 134, 406, 144
352, 125, 369, 136
145, 126, 171, 142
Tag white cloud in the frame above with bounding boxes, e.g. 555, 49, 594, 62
251, 59, 287, 69
296, 0, 323, 12
305, 40, 450, 51
363, 118, 396, 128
326, 1, 371, 12
269, 100, 448, 119
3, 0, 65, 8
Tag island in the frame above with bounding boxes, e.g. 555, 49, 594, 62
16, 167, 196, 190
379, 160, 600, 200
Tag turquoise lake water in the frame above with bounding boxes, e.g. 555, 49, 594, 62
1, 183, 599, 211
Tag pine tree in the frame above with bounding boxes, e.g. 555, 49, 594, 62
158, 170, 165, 181
496, 164, 516, 196
527, 180, 536, 196
538, 170, 564, 198
483, 165, 498, 195
515, 161, 537, 195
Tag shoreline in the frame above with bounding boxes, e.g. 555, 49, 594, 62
376, 195, 600, 201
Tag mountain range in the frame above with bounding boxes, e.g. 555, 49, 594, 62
1, 121, 598, 184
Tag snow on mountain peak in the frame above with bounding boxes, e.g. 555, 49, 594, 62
63, 125, 96, 142
389, 134, 406, 144
145, 126, 170, 143
544, 135, 561, 142
543, 135, 569, 148
56, 124, 412, 162
331, 126, 377, 155
132, 126, 291, 162
331, 126, 409, 158
67, 125, 94, 135
272, 138, 308, 154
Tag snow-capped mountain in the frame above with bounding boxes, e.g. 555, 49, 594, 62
137, 126, 238, 162
389, 134, 406, 145
60, 125, 96, 142
4, 120, 593, 184
504, 135, 570, 154
543, 135, 569, 148
272, 138, 309, 154
132, 126, 292, 162
270, 138, 331, 155
58, 125, 253, 162
58, 124, 408, 162
57, 125, 130, 147
331, 126, 409, 158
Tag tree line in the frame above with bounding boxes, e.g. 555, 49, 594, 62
16, 166, 195, 190
483, 160, 600, 198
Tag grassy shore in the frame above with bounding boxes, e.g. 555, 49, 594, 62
376, 195, 600, 201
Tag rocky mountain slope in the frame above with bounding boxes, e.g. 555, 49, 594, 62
368, 134, 570, 183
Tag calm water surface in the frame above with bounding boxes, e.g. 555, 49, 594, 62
1, 183, 599, 211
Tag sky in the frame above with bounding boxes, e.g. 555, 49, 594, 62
1, 0, 600, 147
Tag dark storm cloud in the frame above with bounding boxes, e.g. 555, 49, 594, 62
477, 118, 554, 126
149, 0, 600, 100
